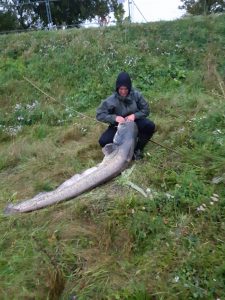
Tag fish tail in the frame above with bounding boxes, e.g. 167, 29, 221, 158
4, 204, 19, 215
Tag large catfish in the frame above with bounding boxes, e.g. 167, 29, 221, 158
4, 121, 138, 214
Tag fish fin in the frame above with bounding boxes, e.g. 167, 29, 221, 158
126, 146, 135, 162
102, 143, 117, 156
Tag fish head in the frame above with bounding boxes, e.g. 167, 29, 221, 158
113, 121, 138, 146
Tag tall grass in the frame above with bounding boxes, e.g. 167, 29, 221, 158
0, 14, 225, 299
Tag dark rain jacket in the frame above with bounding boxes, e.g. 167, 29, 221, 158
96, 88, 150, 125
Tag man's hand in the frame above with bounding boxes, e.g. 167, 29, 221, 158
125, 114, 135, 122
116, 116, 126, 123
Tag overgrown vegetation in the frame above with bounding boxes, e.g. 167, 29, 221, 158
0, 14, 225, 300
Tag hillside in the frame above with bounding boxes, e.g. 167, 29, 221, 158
0, 15, 225, 299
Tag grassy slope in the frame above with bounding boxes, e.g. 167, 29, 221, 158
0, 15, 225, 300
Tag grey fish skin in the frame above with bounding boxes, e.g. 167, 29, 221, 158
4, 121, 138, 215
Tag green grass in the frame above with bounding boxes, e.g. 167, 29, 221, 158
0, 14, 225, 299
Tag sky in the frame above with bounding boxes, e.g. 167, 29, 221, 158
123, 0, 186, 23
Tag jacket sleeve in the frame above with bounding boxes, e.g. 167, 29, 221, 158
134, 91, 150, 119
96, 99, 117, 125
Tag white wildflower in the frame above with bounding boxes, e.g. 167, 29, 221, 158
175, 184, 181, 189
197, 205, 205, 212
174, 276, 180, 283
210, 202, 214, 205
212, 176, 224, 184
213, 193, 219, 198
165, 193, 174, 199
131, 209, 135, 214
146, 188, 154, 199
210, 196, 219, 202
4, 125, 23, 136
14, 103, 22, 111
217, 139, 223, 146
124, 56, 138, 66
26, 100, 39, 111
164, 52, 170, 56
178, 127, 185, 133
213, 129, 222, 135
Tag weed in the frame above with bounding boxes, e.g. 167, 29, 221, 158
0, 14, 225, 300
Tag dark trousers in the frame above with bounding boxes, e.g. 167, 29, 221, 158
98, 119, 156, 151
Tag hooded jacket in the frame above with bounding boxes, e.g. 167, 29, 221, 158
96, 73, 150, 125
115, 71, 132, 94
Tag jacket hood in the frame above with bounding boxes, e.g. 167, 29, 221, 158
116, 72, 132, 94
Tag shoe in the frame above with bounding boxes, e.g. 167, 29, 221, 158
132, 149, 143, 160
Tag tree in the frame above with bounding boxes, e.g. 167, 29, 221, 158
0, 11, 20, 31
0, 0, 21, 31
17, 0, 124, 28
179, 0, 225, 15
110, 0, 125, 24
0, 0, 125, 30
18, 2, 41, 29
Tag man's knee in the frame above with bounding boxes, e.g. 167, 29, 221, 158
136, 118, 155, 136
146, 120, 156, 135
98, 127, 116, 147
98, 136, 106, 147
99, 133, 112, 147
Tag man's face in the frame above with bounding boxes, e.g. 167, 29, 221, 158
118, 86, 129, 97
